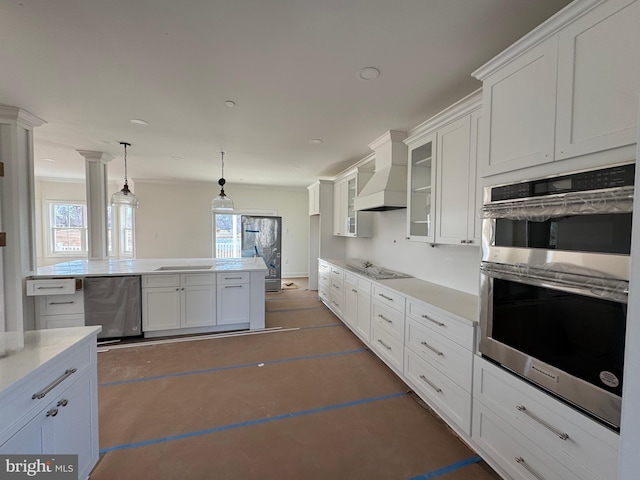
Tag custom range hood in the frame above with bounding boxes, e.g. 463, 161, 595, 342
354, 130, 408, 211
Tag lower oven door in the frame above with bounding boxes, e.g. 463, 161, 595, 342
479, 261, 627, 429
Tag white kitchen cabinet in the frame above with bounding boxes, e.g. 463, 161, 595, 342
404, 90, 482, 246
403, 299, 475, 435
370, 285, 406, 375
343, 272, 372, 342
478, 36, 558, 176
142, 273, 216, 332
0, 329, 100, 480
27, 278, 85, 330
308, 181, 320, 215
406, 133, 436, 243
473, 356, 619, 480
555, 0, 640, 161
328, 265, 345, 317
217, 272, 250, 325
474, 0, 640, 178
318, 260, 331, 304
333, 172, 373, 237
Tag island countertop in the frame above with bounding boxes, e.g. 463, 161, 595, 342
30, 257, 268, 278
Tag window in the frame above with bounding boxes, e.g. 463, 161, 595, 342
48, 202, 87, 255
213, 209, 276, 258
108, 204, 135, 258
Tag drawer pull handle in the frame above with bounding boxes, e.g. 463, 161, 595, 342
224, 276, 243, 280
32, 368, 77, 400
37, 286, 65, 290
422, 315, 445, 327
57, 399, 69, 407
420, 341, 443, 356
419, 374, 442, 393
516, 405, 569, 441
514, 457, 545, 480
224, 285, 243, 288
378, 314, 392, 324
378, 293, 393, 301
48, 301, 74, 305
352, 289, 358, 293
46, 408, 59, 417
377, 339, 392, 351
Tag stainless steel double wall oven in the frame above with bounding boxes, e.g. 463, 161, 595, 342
479, 162, 635, 429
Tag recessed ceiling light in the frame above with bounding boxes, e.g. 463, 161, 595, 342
309, 139, 323, 145
42, 158, 56, 162
358, 67, 380, 80
171, 156, 182, 160
130, 119, 149, 126
224, 100, 236, 108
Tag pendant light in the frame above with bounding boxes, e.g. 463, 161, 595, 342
111, 142, 140, 208
212, 151, 234, 211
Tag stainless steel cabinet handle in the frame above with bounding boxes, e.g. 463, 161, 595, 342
467, 240, 474, 244
378, 314, 392, 324
378, 293, 393, 301
48, 301, 74, 305
46, 408, 59, 417
224, 285, 243, 288
224, 276, 243, 280
460, 240, 466, 244
420, 341, 443, 356
419, 374, 442, 393
377, 339, 392, 350
57, 399, 69, 407
422, 315, 445, 327
32, 368, 77, 400
516, 405, 569, 441
514, 457, 545, 480
351, 289, 358, 293
37, 286, 65, 290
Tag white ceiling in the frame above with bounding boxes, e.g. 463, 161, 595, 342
0, 0, 572, 189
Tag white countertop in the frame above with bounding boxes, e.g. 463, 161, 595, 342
322, 258, 479, 324
0, 326, 101, 396
30, 257, 268, 278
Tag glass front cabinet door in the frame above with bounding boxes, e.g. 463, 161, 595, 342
406, 133, 436, 243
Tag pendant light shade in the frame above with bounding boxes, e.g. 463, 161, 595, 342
212, 151, 234, 211
111, 142, 140, 208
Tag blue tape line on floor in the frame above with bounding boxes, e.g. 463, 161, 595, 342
407, 455, 483, 479
99, 348, 368, 387
100, 391, 408, 454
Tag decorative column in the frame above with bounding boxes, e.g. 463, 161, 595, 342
0, 105, 45, 340
77, 150, 113, 261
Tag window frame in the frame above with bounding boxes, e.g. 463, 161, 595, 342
46, 201, 88, 257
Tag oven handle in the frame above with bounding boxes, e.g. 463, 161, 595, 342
481, 262, 628, 303
481, 185, 633, 220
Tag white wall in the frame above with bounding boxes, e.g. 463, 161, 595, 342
133, 180, 309, 277
345, 209, 481, 295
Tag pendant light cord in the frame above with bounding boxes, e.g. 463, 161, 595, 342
123, 143, 129, 186
220, 151, 225, 179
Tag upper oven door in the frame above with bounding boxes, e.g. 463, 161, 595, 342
482, 185, 633, 280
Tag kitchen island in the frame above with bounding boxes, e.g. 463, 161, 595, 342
28, 258, 268, 338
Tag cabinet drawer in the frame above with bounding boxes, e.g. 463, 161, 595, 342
371, 300, 404, 341
40, 293, 84, 315
330, 277, 343, 295
407, 300, 474, 350
319, 261, 330, 273
405, 317, 472, 391
0, 340, 93, 438
217, 272, 248, 285
372, 285, 405, 313
370, 324, 403, 374
404, 349, 471, 435
474, 357, 619, 480
473, 400, 599, 480
180, 273, 215, 286
39, 314, 85, 330
344, 272, 372, 295
26, 279, 76, 296
142, 274, 180, 288
329, 290, 344, 315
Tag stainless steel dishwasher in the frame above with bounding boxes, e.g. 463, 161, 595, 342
83, 276, 142, 339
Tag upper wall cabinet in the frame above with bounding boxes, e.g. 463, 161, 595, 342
333, 167, 373, 238
308, 181, 321, 215
474, 0, 640, 178
405, 90, 482, 246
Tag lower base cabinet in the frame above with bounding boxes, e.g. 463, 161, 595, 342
0, 330, 99, 480
473, 356, 619, 480
217, 272, 251, 325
